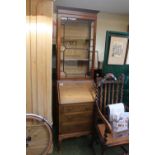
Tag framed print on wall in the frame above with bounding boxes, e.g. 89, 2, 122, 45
108, 36, 128, 65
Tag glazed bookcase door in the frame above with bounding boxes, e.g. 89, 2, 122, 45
60, 18, 95, 79
57, 9, 97, 80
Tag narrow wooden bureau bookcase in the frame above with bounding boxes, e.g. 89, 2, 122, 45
56, 7, 98, 147
57, 80, 95, 145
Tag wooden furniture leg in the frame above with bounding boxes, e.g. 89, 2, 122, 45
58, 136, 62, 151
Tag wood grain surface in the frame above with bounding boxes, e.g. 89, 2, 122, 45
58, 80, 95, 104
26, 0, 53, 123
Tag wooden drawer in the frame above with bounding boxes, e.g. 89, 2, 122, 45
60, 111, 92, 123
60, 102, 94, 114
59, 121, 92, 134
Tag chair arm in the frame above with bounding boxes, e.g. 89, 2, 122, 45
95, 103, 112, 133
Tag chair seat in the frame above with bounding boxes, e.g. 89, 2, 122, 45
97, 124, 129, 147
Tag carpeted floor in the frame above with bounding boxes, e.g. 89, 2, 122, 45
50, 135, 129, 155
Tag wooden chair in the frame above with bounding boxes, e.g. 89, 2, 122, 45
92, 73, 129, 155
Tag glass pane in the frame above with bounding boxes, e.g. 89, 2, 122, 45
60, 17, 95, 78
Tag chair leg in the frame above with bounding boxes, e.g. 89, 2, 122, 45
57, 137, 62, 152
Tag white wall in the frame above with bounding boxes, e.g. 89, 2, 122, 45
96, 12, 129, 62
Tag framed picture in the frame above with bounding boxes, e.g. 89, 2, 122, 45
108, 36, 128, 65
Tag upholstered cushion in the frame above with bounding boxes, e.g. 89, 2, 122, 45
97, 123, 129, 146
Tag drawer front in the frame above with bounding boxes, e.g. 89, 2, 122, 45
59, 121, 92, 134
60, 112, 92, 123
60, 102, 94, 114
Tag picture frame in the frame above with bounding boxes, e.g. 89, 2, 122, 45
108, 36, 128, 65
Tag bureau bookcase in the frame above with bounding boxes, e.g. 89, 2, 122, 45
56, 7, 98, 146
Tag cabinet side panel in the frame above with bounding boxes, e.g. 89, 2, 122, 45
26, 0, 32, 112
